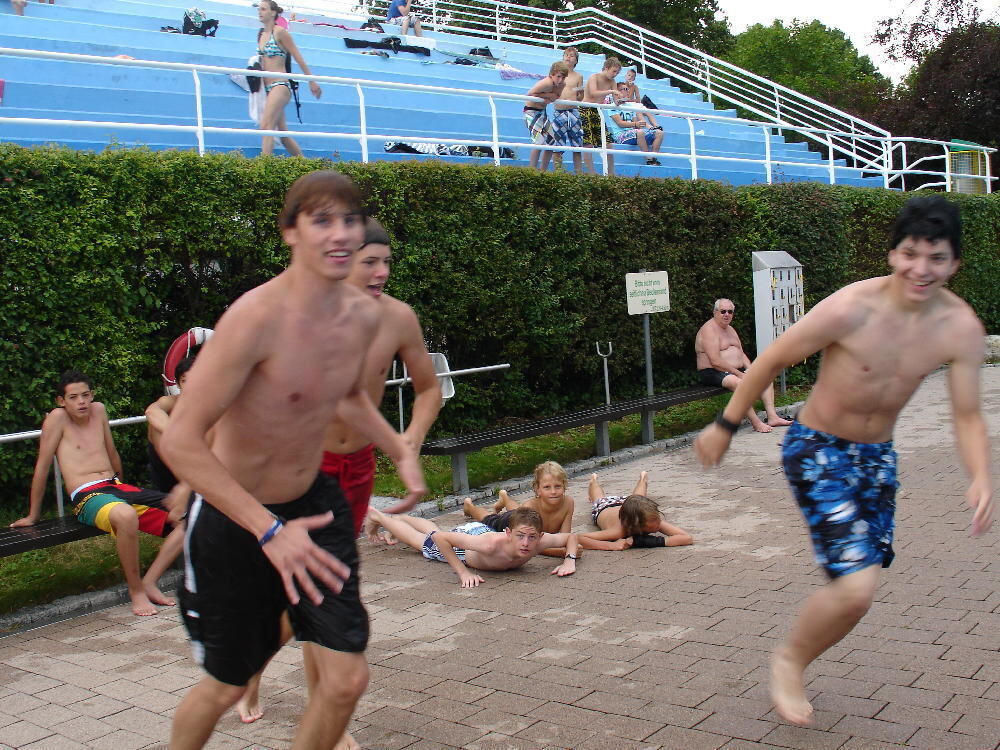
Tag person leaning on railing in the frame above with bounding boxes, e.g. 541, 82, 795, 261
254, 0, 322, 157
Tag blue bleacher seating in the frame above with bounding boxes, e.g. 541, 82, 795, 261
0, 0, 883, 186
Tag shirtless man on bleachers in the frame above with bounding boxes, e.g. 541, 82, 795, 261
695, 298, 793, 432
11, 369, 185, 615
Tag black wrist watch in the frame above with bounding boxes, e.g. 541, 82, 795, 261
564, 553, 578, 560
714, 411, 740, 434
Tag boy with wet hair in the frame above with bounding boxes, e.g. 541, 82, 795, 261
366, 506, 579, 587
524, 60, 569, 171
696, 194, 993, 727
11, 370, 185, 616
163, 169, 425, 750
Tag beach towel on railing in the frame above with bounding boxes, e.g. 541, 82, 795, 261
497, 64, 543, 80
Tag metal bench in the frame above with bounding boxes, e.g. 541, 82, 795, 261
423, 385, 727, 493
0, 516, 105, 558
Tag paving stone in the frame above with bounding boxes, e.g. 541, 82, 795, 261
3, 369, 1000, 749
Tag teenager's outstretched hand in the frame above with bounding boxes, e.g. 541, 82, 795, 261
260, 512, 350, 605
382, 450, 427, 515
694, 423, 733, 468
968, 479, 994, 536
458, 571, 484, 588
551, 559, 576, 576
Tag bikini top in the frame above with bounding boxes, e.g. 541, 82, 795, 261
258, 30, 288, 58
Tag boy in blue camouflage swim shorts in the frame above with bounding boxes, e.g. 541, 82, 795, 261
695, 195, 993, 727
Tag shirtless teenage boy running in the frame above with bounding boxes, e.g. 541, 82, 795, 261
695, 196, 994, 727
695, 298, 793, 432
322, 217, 441, 539
232, 217, 441, 729
11, 370, 185, 616
367, 506, 579, 587
162, 170, 426, 750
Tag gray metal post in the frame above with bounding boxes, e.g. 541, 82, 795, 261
54, 456, 65, 517
641, 312, 655, 443
595, 342, 613, 456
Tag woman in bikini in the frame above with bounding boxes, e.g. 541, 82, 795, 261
255, 0, 322, 156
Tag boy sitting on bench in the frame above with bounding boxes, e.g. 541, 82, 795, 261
11, 370, 185, 616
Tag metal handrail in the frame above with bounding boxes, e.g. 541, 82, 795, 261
0, 363, 511, 515
0, 46, 993, 189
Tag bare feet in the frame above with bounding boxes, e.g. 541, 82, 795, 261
768, 416, 794, 427
129, 591, 159, 617
365, 514, 385, 545
334, 732, 360, 750
462, 497, 475, 517
771, 648, 814, 726
365, 512, 397, 545
236, 692, 263, 723
143, 582, 176, 607
493, 489, 510, 513
752, 421, 774, 433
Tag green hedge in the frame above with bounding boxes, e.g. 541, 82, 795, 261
1, 145, 999, 509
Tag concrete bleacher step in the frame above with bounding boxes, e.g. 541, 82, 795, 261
1, 0, 885, 188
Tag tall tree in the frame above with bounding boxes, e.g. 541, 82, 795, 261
877, 21, 1000, 169
723, 20, 891, 120
873, 0, 983, 62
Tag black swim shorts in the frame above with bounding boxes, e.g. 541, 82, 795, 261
180, 474, 369, 686
698, 366, 745, 388
479, 510, 513, 532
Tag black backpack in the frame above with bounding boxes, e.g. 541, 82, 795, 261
183, 8, 219, 37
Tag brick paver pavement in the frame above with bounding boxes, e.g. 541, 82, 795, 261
1, 368, 998, 749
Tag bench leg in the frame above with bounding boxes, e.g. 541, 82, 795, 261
451, 453, 469, 495
595, 421, 610, 456
641, 410, 655, 444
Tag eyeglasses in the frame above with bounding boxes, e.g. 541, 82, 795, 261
718, 309, 734, 314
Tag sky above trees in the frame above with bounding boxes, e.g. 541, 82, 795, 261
715, 0, 1000, 80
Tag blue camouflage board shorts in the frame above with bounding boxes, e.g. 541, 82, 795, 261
552, 107, 583, 148
782, 420, 899, 579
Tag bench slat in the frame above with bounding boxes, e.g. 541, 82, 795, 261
423, 386, 726, 454
0, 517, 105, 558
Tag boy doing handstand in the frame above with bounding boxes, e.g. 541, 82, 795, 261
463, 460, 574, 556
11, 370, 185, 616
367, 506, 579, 587
695, 195, 993, 726
581, 471, 694, 550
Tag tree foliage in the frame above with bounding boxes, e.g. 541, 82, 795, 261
724, 20, 891, 120
876, 22, 1000, 178
874, 0, 984, 63
518, 0, 733, 57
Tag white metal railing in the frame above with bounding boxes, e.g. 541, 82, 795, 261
0, 363, 509, 516
337, 0, 891, 165
1, 46, 993, 190
304, 0, 992, 184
